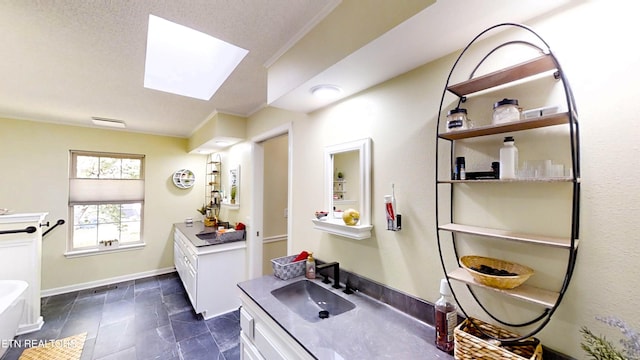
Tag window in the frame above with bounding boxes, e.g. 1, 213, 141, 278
68, 151, 145, 255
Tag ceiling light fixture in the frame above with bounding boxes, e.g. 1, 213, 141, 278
144, 15, 249, 101
310, 84, 343, 99
91, 117, 126, 128
214, 140, 231, 147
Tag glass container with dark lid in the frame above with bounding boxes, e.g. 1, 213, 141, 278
492, 98, 521, 125
446, 108, 472, 132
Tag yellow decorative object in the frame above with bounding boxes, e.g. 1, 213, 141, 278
342, 208, 360, 226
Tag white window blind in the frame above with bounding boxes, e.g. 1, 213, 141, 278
69, 179, 144, 204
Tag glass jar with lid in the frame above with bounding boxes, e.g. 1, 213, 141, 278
492, 98, 521, 125
446, 108, 472, 132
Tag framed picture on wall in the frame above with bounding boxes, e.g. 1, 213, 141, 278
229, 165, 240, 205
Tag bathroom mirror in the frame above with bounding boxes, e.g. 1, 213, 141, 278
312, 138, 372, 240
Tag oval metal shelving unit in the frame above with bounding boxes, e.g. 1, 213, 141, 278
435, 23, 580, 341
206, 153, 222, 218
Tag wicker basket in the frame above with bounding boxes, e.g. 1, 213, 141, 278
271, 255, 306, 280
454, 318, 543, 360
217, 229, 245, 242
460, 255, 534, 290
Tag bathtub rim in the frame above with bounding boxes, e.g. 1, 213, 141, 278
0, 280, 29, 315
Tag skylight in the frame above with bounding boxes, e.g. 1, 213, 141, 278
144, 15, 249, 100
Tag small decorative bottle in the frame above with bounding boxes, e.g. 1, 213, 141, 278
435, 278, 457, 354
305, 252, 316, 279
454, 157, 466, 180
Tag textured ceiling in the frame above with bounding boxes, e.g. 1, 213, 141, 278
0, 1, 576, 138
0, 0, 337, 137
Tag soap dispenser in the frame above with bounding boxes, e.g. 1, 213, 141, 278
305, 252, 316, 279
435, 278, 457, 354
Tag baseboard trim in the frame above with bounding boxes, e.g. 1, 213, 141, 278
41, 267, 177, 297
263, 234, 287, 244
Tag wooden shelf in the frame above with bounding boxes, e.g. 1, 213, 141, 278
439, 223, 578, 249
334, 199, 356, 205
448, 268, 559, 308
438, 112, 570, 141
447, 54, 557, 97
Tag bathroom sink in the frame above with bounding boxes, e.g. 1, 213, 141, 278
271, 280, 355, 323
195, 232, 217, 241
195, 230, 244, 245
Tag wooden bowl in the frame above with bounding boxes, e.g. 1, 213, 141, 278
460, 255, 534, 290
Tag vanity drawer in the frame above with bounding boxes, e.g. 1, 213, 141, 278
240, 307, 255, 340
183, 264, 197, 306
174, 231, 197, 268
174, 236, 197, 307
174, 243, 186, 279
255, 323, 286, 360
241, 332, 265, 360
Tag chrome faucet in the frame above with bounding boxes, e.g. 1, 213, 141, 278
316, 262, 341, 289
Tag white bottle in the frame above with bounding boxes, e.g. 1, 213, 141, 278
499, 136, 518, 179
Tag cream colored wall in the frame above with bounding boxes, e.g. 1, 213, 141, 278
0, 118, 205, 290
247, 2, 640, 357
263, 134, 288, 238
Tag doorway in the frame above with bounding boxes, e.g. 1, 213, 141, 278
249, 123, 292, 278
261, 133, 289, 274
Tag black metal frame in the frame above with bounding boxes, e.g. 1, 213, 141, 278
435, 23, 580, 341
0, 218, 66, 237
0, 226, 37, 235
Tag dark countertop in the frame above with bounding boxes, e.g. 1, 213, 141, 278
238, 275, 454, 360
173, 221, 246, 250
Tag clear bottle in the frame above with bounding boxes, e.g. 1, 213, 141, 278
305, 252, 316, 279
499, 136, 519, 179
435, 278, 457, 354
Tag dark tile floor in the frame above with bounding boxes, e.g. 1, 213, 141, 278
1, 272, 240, 360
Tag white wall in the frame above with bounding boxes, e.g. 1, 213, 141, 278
247, 2, 640, 357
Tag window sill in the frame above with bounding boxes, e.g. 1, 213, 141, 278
64, 242, 146, 258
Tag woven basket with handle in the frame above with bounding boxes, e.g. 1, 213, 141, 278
454, 318, 543, 360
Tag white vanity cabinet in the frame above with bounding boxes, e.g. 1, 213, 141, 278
239, 291, 314, 360
0, 212, 47, 334
173, 226, 246, 319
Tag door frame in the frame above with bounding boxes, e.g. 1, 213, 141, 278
249, 122, 293, 278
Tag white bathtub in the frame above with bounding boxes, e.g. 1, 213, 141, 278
0, 280, 28, 358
